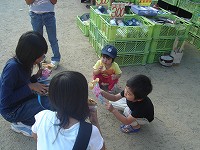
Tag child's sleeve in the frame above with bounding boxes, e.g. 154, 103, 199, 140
113, 62, 122, 75
31, 110, 47, 134
93, 60, 101, 70
89, 125, 104, 150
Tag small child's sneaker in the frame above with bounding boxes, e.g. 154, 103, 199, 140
51, 61, 59, 70
120, 124, 140, 133
11, 122, 32, 137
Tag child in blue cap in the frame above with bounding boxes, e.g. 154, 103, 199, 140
93, 45, 122, 92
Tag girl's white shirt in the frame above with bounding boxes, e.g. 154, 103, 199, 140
32, 110, 104, 150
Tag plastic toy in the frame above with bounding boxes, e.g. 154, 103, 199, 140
88, 78, 107, 104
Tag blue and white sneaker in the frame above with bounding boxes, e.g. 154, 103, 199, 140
11, 122, 32, 137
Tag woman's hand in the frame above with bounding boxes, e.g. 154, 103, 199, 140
28, 82, 48, 95
34, 69, 43, 79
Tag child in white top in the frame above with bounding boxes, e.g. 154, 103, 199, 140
32, 71, 105, 150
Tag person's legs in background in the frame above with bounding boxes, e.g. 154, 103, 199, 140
86, 0, 96, 9
29, 12, 43, 35
44, 12, 61, 69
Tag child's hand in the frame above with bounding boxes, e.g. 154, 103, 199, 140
98, 66, 103, 72
111, 74, 117, 80
89, 109, 99, 125
105, 101, 115, 112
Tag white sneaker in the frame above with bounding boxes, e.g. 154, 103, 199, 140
51, 61, 59, 69
11, 122, 32, 137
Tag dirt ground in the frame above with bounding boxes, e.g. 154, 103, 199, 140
0, 0, 200, 150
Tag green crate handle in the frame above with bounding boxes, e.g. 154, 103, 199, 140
188, 0, 200, 4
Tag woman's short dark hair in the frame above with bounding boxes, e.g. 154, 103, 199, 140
126, 74, 152, 100
49, 71, 90, 128
15, 31, 48, 74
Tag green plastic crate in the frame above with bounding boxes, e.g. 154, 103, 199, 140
147, 50, 172, 63
135, 0, 158, 6
189, 0, 200, 2
161, 0, 179, 6
90, 31, 149, 66
90, 21, 99, 39
187, 33, 200, 50
114, 0, 135, 2
178, 0, 200, 14
76, 16, 89, 37
93, 28, 151, 54
115, 53, 149, 66
191, 11, 200, 26
98, 14, 154, 41
149, 38, 185, 52
89, 31, 102, 55
189, 24, 200, 38
157, 7, 171, 15
89, 31, 96, 49
147, 13, 191, 39
90, 6, 110, 27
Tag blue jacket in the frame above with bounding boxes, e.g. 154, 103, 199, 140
0, 58, 36, 113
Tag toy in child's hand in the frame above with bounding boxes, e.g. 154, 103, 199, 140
39, 63, 53, 80
100, 62, 106, 71
88, 78, 106, 104
88, 78, 99, 90
41, 63, 54, 70
88, 98, 97, 110
40, 68, 52, 80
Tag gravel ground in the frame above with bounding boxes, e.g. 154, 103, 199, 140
0, 0, 200, 150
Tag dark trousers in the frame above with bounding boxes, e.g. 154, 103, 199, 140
1, 96, 52, 126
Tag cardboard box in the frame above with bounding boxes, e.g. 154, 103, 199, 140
170, 51, 183, 64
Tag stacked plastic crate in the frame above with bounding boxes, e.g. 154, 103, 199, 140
161, 0, 179, 6
146, 12, 191, 63
135, 0, 159, 6
178, 0, 200, 50
76, 15, 90, 37
89, 5, 154, 66
159, 0, 200, 50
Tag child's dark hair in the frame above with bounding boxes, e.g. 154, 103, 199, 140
126, 75, 152, 100
102, 54, 115, 63
15, 31, 48, 75
49, 71, 90, 129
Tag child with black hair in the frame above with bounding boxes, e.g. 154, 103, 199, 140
101, 75, 154, 133
0, 31, 52, 137
32, 71, 105, 150
93, 45, 122, 93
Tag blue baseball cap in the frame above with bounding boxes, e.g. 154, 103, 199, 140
101, 45, 117, 58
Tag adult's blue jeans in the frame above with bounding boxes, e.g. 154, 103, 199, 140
29, 11, 61, 62
1, 96, 52, 126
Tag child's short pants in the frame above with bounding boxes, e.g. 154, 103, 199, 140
123, 107, 149, 126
